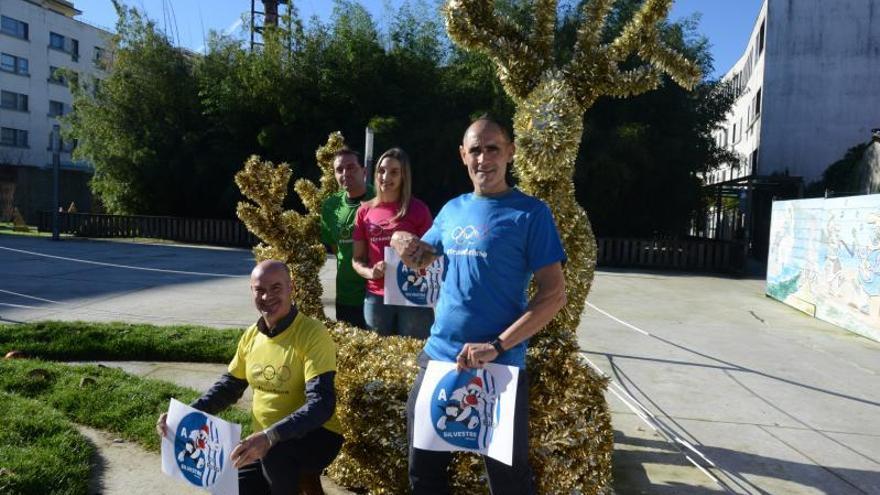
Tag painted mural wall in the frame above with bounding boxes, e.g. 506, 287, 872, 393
767, 195, 880, 342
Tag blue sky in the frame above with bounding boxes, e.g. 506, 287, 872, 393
73, 0, 764, 79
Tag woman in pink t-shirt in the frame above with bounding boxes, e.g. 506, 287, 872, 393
352, 148, 434, 338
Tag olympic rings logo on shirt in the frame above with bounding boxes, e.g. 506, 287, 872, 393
451, 225, 486, 246
250, 363, 292, 383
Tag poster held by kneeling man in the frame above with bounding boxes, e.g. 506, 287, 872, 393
161, 398, 241, 495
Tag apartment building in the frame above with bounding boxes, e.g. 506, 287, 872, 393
699, 0, 880, 258
0, 0, 109, 221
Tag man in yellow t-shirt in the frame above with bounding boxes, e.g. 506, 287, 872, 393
157, 260, 343, 494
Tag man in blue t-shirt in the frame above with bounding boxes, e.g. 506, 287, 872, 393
391, 117, 567, 494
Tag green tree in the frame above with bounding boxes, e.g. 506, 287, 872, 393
66, 1, 206, 216
568, 3, 736, 237
66, 0, 731, 236
805, 141, 871, 197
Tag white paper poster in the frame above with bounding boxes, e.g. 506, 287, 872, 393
383, 246, 444, 307
161, 398, 241, 495
413, 360, 519, 465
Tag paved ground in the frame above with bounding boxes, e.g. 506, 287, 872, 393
583, 271, 880, 494
2, 233, 879, 494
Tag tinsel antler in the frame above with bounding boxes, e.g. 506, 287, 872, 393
444, 1, 701, 493
235, 133, 347, 318
293, 131, 346, 214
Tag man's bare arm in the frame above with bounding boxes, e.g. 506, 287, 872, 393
457, 262, 566, 370
391, 231, 438, 270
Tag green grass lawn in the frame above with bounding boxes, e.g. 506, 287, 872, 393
0, 321, 243, 362
0, 321, 251, 494
0, 392, 93, 495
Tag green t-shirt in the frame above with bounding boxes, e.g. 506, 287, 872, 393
320, 186, 374, 306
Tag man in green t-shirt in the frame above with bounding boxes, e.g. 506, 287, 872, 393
320, 147, 374, 328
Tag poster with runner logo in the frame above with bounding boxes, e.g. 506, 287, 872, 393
412, 360, 518, 465
383, 246, 444, 307
161, 398, 240, 495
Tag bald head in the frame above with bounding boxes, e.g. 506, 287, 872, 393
250, 260, 293, 325
251, 259, 290, 282
463, 118, 512, 145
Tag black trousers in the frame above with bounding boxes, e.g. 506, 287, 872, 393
406, 352, 536, 495
335, 302, 367, 329
238, 427, 343, 495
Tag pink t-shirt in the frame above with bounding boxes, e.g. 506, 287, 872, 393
353, 198, 433, 295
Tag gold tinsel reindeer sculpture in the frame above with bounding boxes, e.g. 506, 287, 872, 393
234, 1, 700, 492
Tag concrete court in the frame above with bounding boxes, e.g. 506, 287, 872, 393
2, 233, 880, 494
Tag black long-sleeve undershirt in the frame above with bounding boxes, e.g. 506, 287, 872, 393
190, 371, 337, 443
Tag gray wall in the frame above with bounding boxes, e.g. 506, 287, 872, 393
760, 0, 880, 183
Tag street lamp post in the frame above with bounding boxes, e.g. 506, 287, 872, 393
51, 125, 61, 241
364, 126, 375, 179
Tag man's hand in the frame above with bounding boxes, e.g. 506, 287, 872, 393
391, 231, 435, 269
456, 342, 499, 371
155, 412, 169, 438
371, 261, 386, 280
230, 431, 271, 469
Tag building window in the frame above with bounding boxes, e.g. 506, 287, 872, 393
49, 32, 79, 60
93, 46, 106, 68
751, 148, 759, 175
49, 32, 65, 50
1, 53, 29, 75
48, 66, 76, 86
758, 21, 766, 55
1, 15, 28, 40
0, 90, 28, 111
48, 100, 65, 117
49, 65, 64, 84
754, 88, 762, 119
0, 127, 28, 148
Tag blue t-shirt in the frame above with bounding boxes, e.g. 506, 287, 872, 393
421, 188, 566, 368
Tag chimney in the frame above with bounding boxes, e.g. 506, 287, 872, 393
263, 0, 279, 27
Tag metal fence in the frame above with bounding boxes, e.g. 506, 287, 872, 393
596, 237, 746, 274
37, 211, 258, 247
37, 212, 747, 273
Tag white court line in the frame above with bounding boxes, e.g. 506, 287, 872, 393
0, 288, 58, 305
0, 302, 41, 309
586, 301, 650, 336
582, 301, 732, 491
0, 245, 245, 278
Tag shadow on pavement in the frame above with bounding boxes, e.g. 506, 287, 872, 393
614, 432, 880, 494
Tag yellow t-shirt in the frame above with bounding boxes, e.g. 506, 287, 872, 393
228, 312, 342, 435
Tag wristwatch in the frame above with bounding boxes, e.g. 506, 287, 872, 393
264, 428, 280, 447
489, 337, 506, 355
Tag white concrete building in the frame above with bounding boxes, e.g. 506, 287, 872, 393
0, 0, 110, 220
701, 0, 880, 256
